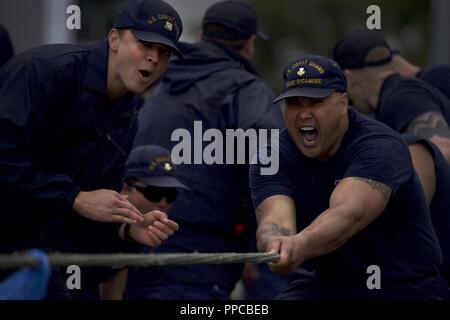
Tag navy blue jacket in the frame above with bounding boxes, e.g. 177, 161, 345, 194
0, 24, 14, 69
0, 39, 142, 255
134, 40, 283, 229
128, 40, 283, 295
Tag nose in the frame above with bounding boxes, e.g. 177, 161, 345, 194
296, 105, 313, 121
146, 47, 160, 64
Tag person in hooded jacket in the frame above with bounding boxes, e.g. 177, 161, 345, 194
0, 24, 14, 69
127, 0, 284, 300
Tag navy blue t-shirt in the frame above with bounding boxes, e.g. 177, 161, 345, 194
402, 133, 450, 282
418, 65, 450, 101
375, 74, 450, 132
250, 108, 442, 288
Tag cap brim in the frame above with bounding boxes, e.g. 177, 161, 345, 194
257, 30, 269, 41
139, 176, 190, 190
131, 29, 183, 59
273, 88, 334, 103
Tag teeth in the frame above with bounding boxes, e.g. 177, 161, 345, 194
300, 127, 315, 131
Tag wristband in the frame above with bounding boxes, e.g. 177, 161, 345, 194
124, 223, 137, 243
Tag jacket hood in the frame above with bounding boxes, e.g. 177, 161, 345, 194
162, 40, 257, 94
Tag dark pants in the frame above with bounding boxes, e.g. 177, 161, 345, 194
277, 270, 450, 300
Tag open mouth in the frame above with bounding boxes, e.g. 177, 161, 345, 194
299, 126, 318, 145
139, 70, 152, 81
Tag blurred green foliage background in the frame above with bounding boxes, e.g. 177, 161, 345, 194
74, 0, 447, 93
250, 0, 430, 92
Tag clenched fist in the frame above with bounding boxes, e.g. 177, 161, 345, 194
127, 210, 179, 247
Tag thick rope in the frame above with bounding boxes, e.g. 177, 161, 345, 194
0, 252, 280, 269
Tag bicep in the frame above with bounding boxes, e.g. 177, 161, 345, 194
406, 112, 450, 162
406, 111, 450, 138
330, 177, 391, 234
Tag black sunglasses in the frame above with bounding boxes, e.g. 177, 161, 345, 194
132, 184, 179, 204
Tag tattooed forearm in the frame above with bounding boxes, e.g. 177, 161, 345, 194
255, 209, 292, 237
354, 177, 392, 202
256, 222, 293, 252
406, 111, 450, 139
271, 224, 293, 236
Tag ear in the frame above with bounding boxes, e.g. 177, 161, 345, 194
121, 182, 131, 195
343, 69, 354, 84
241, 35, 257, 60
108, 28, 121, 52
340, 92, 349, 115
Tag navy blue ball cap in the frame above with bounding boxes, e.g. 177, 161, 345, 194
125, 145, 189, 190
202, 0, 268, 41
333, 29, 393, 70
273, 55, 347, 103
113, 0, 183, 58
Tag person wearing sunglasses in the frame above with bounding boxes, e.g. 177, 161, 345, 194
123, 181, 181, 214
100, 145, 188, 300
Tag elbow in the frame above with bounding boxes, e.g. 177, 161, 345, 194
430, 136, 450, 164
337, 212, 363, 247
350, 212, 365, 235
337, 207, 368, 242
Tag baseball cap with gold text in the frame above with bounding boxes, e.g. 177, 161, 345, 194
113, 0, 183, 58
273, 55, 347, 103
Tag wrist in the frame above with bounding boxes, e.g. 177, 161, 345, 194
123, 223, 137, 243
293, 232, 311, 261
257, 233, 275, 252
72, 191, 85, 213
68, 187, 82, 213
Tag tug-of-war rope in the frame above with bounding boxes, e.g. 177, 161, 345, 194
0, 252, 280, 269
